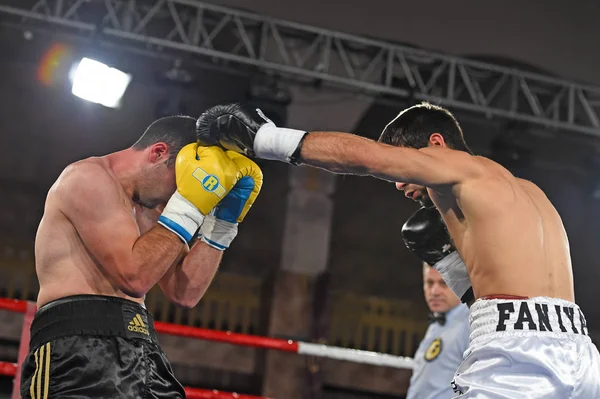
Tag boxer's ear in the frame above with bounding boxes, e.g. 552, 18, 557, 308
148, 142, 169, 163
429, 133, 445, 147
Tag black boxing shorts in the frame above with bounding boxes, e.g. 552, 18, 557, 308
20, 295, 185, 399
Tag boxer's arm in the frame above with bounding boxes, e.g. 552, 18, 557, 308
158, 241, 223, 308
298, 132, 484, 187
56, 162, 185, 297
135, 204, 163, 235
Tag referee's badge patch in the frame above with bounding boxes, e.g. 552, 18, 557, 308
425, 338, 443, 361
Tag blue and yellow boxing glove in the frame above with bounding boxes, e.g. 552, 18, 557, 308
158, 143, 240, 245
199, 151, 263, 250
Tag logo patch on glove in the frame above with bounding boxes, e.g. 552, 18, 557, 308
202, 175, 219, 191
192, 167, 226, 198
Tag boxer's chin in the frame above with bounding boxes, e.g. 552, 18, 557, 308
144, 198, 165, 210
134, 193, 163, 210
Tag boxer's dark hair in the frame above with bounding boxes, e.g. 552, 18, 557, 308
132, 115, 197, 165
378, 102, 472, 153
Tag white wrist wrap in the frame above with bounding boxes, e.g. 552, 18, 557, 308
254, 122, 307, 163
199, 214, 238, 251
433, 251, 472, 299
158, 191, 204, 244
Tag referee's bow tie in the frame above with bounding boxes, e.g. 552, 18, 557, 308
428, 313, 446, 325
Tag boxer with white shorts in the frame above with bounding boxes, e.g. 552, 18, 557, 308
195, 102, 600, 398
453, 296, 597, 398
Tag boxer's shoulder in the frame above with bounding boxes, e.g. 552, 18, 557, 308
468, 157, 513, 181
456, 157, 521, 195
419, 146, 481, 169
50, 158, 123, 209
62, 157, 112, 179
418, 147, 494, 184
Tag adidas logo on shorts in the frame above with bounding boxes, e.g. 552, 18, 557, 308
128, 313, 150, 336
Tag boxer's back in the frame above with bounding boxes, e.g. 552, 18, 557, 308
35, 159, 144, 307
436, 157, 574, 301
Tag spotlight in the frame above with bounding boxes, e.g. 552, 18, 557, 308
70, 58, 132, 108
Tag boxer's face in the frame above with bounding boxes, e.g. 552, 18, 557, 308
136, 143, 177, 209
394, 134, 446, 205
423, 265, 461, 313
395, 182, 429, 204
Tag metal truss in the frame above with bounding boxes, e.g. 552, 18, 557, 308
2, 0, 600, 136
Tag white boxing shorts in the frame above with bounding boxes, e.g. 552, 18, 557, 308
452, 296, 600, 398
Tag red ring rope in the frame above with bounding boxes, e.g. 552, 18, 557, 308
0, 298, 297, 353
154, 321, 298, 352
0, 297, 414, 370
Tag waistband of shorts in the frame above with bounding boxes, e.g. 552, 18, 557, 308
30, 295, 158, 350
469, 296, 590, 344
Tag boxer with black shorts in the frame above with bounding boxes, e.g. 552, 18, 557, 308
22, 116, 262, 398
195, 102, 600, 398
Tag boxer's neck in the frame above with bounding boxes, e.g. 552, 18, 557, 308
104, 148, 148, 199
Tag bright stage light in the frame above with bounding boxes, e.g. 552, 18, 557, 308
71, 58, 131, 108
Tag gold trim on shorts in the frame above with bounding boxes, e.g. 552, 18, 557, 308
29, 342, 51, 399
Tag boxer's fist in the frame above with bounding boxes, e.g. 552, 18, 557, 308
224, 152, 263, 223
401, 206, 455, 266
196, 104, 265, 157
158, 143, 239, 244
402, 207, 474, 303
199, 152, 263, 250
175, 144, 239, 215
196, 104, 307, 164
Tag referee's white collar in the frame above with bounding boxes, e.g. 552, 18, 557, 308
445, 302, 469, 320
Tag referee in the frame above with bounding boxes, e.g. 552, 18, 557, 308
406, 263, 470, 399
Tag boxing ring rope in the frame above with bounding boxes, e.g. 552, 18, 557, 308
0, 297, 414, 398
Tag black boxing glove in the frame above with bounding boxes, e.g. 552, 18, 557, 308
402, 206, 474, 303
196, 104, 308, 164
401, 206, 455, 265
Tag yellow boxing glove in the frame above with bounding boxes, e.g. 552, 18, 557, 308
158, 143, 239, 244
199, 151, 263, 250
